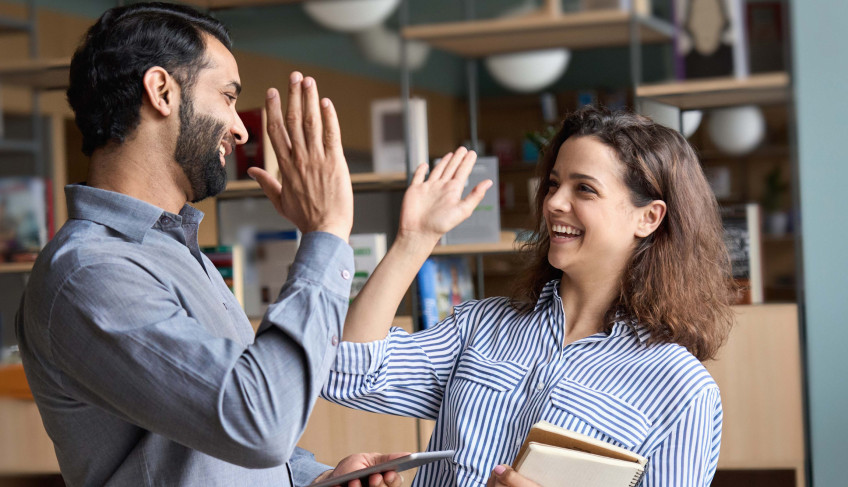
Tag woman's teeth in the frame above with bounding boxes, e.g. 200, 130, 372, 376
552, 224, 583, 236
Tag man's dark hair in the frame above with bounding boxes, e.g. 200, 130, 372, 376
67, 2, 232, 156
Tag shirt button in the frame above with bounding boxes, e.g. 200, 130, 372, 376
536, 381, 545, 391
341, 269, 351, 280
331, 335, 339, 346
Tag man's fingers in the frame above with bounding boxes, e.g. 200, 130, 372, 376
321, 97, 343, 157
264, 88, 292, 157
302, 76, 325, 158
285, 71, 306, 156
247, 167, 284, 215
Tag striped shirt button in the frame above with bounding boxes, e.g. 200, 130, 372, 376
536, 381, 545, 391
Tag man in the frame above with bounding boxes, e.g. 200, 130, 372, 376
15, 3, 402, 486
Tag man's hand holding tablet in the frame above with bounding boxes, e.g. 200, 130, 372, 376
310, 451, 456, 487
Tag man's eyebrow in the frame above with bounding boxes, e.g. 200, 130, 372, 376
227, 81, 242, 96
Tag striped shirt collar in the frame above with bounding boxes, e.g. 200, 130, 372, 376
65, 184, 203, 243
540, 279, 651, 345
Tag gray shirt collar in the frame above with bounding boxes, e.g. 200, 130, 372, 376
65, 184, 204, 243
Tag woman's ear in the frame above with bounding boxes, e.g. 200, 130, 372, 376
141, 66, 176, 117
635, 200, 667, 238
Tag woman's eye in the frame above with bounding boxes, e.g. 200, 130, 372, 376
578, 183, 596, 194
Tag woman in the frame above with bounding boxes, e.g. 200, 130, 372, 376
326, 107, 737, 487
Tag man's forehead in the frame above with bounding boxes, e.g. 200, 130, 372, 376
202, 33, 240, 83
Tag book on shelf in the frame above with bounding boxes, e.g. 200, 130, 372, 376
512, 421, 648, 487
349, 233, 387, 302
233, 108, 265, 180
255, 230, 301, 317
371, 97, 428, 174
440, 156, 501, 246
0, 177, 48, 263
721, 203, 763, 304
416, 256, 474, 330
201, 245, 245, 308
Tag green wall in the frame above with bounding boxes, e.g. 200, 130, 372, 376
791, 0, 848, 485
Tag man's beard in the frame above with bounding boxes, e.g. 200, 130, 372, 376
174, 94, 229, 203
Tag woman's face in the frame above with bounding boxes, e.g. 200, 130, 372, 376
543, 136, 644, 282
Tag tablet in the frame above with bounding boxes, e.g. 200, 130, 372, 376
307, 450, 455, 487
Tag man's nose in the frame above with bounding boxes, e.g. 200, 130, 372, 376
232, 112, 248, 145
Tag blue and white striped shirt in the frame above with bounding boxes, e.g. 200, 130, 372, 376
323, 280, 722, 486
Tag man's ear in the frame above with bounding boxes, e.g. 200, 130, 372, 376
635, 200, 667, 238
142, 66, 177, 117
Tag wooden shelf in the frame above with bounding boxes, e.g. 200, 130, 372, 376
0, 57, 70, 90
179, 0, 302, 8
0, 261, 34, 274
431, 231, 518, 255
402, 9, 673, 57
0, 16, 31, 35
635, 72, 790, 110
219, 172, 408, 198
0, 364, 31, 400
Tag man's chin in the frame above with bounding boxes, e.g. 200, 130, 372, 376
190, 174, 227, 203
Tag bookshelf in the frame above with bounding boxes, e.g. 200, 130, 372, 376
0, 262, 34, 274
635, 72, 790, 110
402, 8, 673, 57
218, 171, 409, 199
431, 231, 518, 256
0, 57, 70, 90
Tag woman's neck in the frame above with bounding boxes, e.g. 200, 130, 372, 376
558, 271, 622, 346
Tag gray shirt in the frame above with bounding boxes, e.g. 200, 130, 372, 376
16, 185, 354, 486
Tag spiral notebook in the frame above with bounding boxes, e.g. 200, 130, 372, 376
512, 421, 648, 487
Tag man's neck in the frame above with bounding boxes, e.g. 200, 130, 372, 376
87, 137, 189, 215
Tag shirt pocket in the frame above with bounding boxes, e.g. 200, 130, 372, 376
548, 379, 652, 449
453, 347, 527, 392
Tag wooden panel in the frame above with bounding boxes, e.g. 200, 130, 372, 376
0, 399, 60, 475
403, 10, 672, 57
635, 72, 790, 110
704, 304, 805, 487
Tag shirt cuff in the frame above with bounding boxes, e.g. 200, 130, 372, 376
289, 232, 355, 299
290, 447, 333, 487
332, 328, 399, 375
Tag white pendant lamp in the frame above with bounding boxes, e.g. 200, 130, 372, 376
354, 24, 430, 70
303, 0, 400, 33
485, 48, 571, 93
707, 105, 766, 156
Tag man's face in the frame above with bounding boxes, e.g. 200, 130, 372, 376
174, 34, 247, 203
174, 91, 230, 203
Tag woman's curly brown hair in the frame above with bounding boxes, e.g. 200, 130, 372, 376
510, 106, 737, 361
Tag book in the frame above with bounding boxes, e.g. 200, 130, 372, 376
416, 256, 474, 330
721, 203, 763, 304
371, 97, 428, 174
233, 108, 265, 180
201, 245, 245, 308
255, 230, 300, 317
440, 156, 501, 245
512, 421, 648, 487
348, 233, 387, 302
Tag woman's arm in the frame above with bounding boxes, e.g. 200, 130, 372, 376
342, 147, 491, 342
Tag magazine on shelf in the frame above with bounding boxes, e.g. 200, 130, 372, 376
416, 256, 474, 329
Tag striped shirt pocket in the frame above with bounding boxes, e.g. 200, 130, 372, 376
452, 347, 527, 392
548, 379, 652, 449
